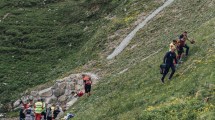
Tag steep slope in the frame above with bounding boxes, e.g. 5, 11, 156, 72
69, 0, 215, 119
0, 0, 163, 112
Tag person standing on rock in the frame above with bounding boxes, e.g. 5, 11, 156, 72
34, 99, 43, 120
160, 47, 178, 83
82, 74, 92, 96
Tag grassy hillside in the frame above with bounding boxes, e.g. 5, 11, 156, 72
69, 0, 215, 119
0, 0, 163, 112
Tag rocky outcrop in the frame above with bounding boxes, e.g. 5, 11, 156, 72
13, 72, 99, 118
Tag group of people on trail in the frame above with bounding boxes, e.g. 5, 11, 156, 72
160, 31, 194, 83
19, 98, 62, 120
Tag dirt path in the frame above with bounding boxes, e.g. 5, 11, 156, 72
107, 0, 175, 59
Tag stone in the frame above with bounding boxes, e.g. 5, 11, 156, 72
66, 98, 78, 110
31, 91, 38, 97
13, 99, 21, 108
58, 95, 68, 102
56, 79, 64, 83
52, 83, 58, 89
65, 89, 71, 96
53, 89, 65, 98
40, 89, 53, 97
58, 82, 66, 89
47, 96, 57, 104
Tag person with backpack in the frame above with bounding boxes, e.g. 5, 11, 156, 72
179, 31, 189, 56
160, 47, 178, 83
82, 74, 92, 96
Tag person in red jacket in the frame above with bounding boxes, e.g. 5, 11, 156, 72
179, 31, 189, 56
82, 74, 92, 96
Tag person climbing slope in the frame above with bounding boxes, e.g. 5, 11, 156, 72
179, 31, 190, 56
82, 74, 92, 96
160, 47, 178, 83
169, 39, 177, 51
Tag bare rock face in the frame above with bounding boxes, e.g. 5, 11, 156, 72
53, 89, 65, 98
58, 95, 68, 102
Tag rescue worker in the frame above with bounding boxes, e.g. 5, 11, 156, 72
34, 99, 43, 120
179, 31, 189, 56
161, 47, 178, 83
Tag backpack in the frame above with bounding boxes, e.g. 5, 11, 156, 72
160, 64, 166, 74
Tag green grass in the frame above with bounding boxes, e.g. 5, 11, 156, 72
68, 0, 215, 119
1, 0, 214, 119
0, 0, 162, 112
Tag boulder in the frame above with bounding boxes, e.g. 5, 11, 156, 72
58, 82, 66, 89
40, 89, 53, 97
47, 96, 57, 104
31, 91, 39, 97
52, 83, 59, 89
65, 89, 71, 96
13, 99, 21, 108
58, 95, 68, 102
53, 89, 65, 98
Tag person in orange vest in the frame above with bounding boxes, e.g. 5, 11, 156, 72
82, 74, 92, 96
34, 99, 43, 120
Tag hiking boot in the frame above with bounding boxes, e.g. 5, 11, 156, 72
160, 78, 164, 84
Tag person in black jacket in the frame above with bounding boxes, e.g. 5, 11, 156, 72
161, 47, 178, 83
19, 106, 25, 120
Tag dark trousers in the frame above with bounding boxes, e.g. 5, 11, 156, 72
161, 64, 175, 80
85, 84, 91, 93
183, 44, 189, 56
41, 111, 46, 120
